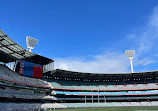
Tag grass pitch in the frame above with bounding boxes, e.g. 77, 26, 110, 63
47, 107, 158, 111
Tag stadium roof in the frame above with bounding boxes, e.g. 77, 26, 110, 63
0, 29, 54, 65
25, 54, 54, 65
45, 69, 158, 80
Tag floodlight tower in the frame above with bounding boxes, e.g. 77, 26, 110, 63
26, 36, 38, 52
125, 50, 135, 73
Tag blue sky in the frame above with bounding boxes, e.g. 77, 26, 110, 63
1, 0, 158, 73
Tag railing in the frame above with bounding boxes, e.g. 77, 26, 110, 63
54, 90, 158, 96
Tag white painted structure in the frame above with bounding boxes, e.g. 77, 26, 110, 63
125, 50, 135, 73
26, 36, 38, 52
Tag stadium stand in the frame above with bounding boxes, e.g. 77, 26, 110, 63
1, 29, 158, 110
44, 69, 158, 109
0, 29, 58, 111
48, 78, 158, 91
0, 103, 67, 110
59, 101, 158, 108
0, 64, 50, 88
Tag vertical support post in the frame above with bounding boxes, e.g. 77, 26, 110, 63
85, 96, 86, 108
104, 96, 106, 108
98, 90, 100, 108
91, 91, 93, 108
53, 62, 54, 70
13, 61, 15, 71
49, 64, 50, 72
130, 59, 134, 73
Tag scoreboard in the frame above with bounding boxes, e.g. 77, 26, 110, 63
15, 60, 43, 79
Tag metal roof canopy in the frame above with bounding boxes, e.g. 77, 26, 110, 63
0, 29, 53, 65
0, 29, 34, 63
45, 69, 158, 80
24, 54, 54, 65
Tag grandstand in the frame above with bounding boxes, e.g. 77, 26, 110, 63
45, 69, 158, 109
0, 28, 158, 110
0, 29, 60, 111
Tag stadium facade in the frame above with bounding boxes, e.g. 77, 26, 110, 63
0, 29, 158, 110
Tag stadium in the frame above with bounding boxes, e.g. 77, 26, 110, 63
0, 28, 158, 111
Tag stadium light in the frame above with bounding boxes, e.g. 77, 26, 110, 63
26, 36, 38, 52
125, 50, 135, 73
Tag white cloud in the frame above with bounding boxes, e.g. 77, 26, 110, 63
54, 6, 158, 73
59, 63, 70, 70
130, 6, 158, 67
149, 6, 158, 27
54, 52, 130, 73
127, 34, 136, 39
135, 58, 155, 66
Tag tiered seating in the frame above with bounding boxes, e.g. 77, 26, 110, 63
107, 85, 117, 90
0, 64, 49, 88
56, 96, 158, 100
86, 82, 99, 90
136, 84, 146, 89
140, 102, 151, 106
0, 88, 57, 100
20, 88, 34, 94
147, 83, 157, 89
41, 103, 67, 110
0, 103, 42, 111
126, 84, 135, 89
150, 101, 158, 106
130, 102, 141, 106
98, 82, 107, 89
59, 80, 74, 89
54, 90, 158, 96
5, 87, 19, 93
0, 103, 66, 111
78, 81, 90, 89
71, 81, 83, 89
120, 102, 132, 106
49, 79, 63, 88
50, 79, 158, 91
116, 85, 126, 89
60, 102, 158, 108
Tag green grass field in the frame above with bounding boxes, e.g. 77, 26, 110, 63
47, 107, 158, 111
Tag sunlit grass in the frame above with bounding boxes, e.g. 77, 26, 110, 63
47, 107, 158, 111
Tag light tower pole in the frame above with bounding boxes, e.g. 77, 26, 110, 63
125, 50, 135, 73
26, 36, 38, 52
